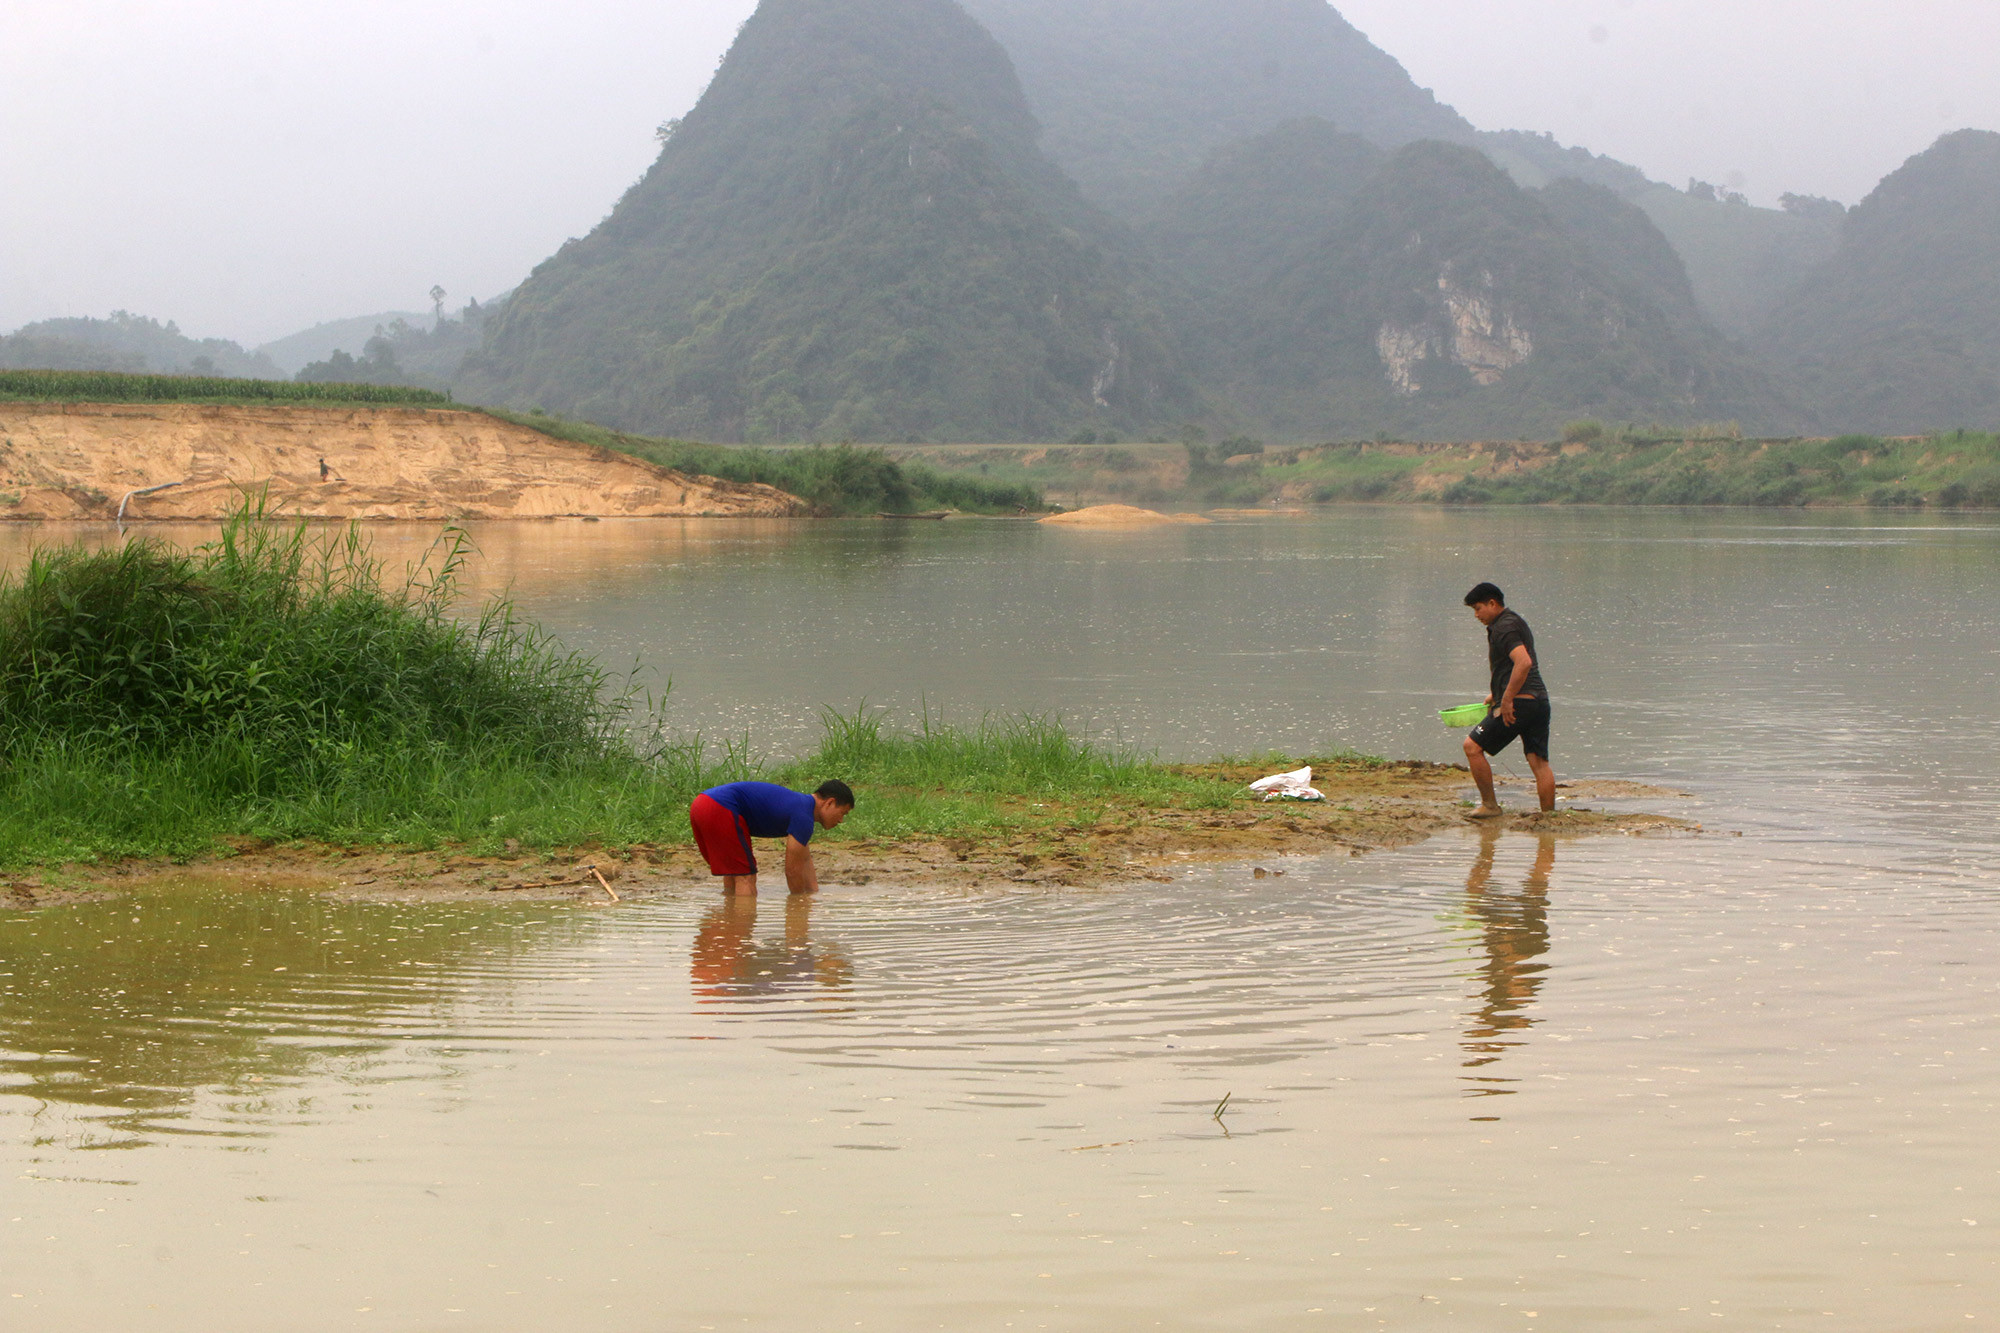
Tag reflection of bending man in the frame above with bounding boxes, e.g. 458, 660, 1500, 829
690, 894, 853, 999
688, 780, 854, 897
1462, 828, 1556, 1097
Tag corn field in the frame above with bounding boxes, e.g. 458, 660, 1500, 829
0, 368, 451, 407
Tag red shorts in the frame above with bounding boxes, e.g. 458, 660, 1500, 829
689, 793, 757, 877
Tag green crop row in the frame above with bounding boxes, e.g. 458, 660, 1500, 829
0, 368, 452, 407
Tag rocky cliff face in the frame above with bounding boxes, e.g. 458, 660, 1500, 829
1375, 267, 1537, 394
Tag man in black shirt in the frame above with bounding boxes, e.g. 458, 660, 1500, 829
1461, 582, 1555, 817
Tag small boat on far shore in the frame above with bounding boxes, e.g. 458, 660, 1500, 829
877, 510, 953, 520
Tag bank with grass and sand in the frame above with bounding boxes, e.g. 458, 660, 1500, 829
0, 371, 1048, 521
0, 514, 1687, 905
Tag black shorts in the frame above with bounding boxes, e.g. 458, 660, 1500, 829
1470, 698, 1551, 760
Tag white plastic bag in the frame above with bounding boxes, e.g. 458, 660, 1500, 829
1248, 765, 1326, 802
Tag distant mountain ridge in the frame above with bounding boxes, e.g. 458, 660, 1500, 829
964, 0, 1841, 341
0, 313, 279, 379
1759, 130, 2000, 433
958, 0, 1472, 220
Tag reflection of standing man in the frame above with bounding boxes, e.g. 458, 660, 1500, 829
1462, 582, 1556, 817
1462, 828, 1555, 1098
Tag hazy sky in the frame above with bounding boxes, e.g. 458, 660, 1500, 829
4, 0, 1996, 348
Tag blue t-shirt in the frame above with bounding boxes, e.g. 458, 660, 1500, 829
703, 782, 817, 844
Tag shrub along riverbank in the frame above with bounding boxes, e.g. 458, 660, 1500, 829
891, 431, 2000, 510
481, 409, 1045, 516
1287, 430, 2000, 508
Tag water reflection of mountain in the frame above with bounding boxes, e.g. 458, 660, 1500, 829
0, 885, 586, 1142
1461, 830, 1555, 1106
691, 897, 853, 1001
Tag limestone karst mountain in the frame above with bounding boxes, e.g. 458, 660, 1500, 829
456, 0, 1197, 443
1151, 129, 1798, 437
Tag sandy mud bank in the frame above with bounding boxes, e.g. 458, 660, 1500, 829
3, 763, 1698, 907
1040, 503, 1209, 527
0, 402, 807, 521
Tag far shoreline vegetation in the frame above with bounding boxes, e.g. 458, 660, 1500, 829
898, 422, 2000, 511
2, 369, 1996, 512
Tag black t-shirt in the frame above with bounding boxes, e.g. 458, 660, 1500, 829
1487, 608, 1549, 702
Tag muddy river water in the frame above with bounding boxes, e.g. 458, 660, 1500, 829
2, 509, 1997, 1330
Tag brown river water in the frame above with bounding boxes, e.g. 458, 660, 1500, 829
1, 509, 1996, 1330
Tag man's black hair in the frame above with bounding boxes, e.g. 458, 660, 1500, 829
1464, 582, 1506, 607
815, 779, 856, 809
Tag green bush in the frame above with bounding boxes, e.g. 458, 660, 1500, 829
0, 512, 702, 863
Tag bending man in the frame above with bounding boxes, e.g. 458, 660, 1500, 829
1462, 582, 1555, 817
689, 780, 855, 896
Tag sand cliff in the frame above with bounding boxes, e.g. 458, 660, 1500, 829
0, 402, 807, 521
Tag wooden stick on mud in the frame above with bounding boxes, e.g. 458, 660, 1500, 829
590, 867, 621, 903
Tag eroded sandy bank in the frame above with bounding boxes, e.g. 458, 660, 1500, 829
0, 402, 807, 521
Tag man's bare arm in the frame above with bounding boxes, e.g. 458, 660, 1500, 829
783, 836, 820, 895
1500, 645, 1534, 724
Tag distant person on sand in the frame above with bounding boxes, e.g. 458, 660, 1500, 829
689, 780, 855, 896
319, 457, 330, 482
1462, 582, 1555, 818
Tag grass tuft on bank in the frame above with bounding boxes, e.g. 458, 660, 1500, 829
0, 516, 1248, 869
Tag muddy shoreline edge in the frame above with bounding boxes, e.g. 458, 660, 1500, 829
1, 762, 1701, 909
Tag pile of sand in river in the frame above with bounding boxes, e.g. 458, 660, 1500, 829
1039, 503, 1209, 527
0, 402, 807, 521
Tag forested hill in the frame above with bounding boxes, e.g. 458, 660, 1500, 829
1759, 130, 2000, 433
0, 313, 279, 379
456, 0, 1196, 444
1156, 131, 1798, 438
959, 0, 1473, 221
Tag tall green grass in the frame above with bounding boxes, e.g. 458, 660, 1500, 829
0, 513, 701, 864
0, 368, 451, 406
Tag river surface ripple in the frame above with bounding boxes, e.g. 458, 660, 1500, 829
2, 508, 1996, 1330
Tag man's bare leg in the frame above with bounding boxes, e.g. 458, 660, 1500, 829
1463, 736, 1504, 817
723, 874, 759, 897
1526, 753, 1556, 813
